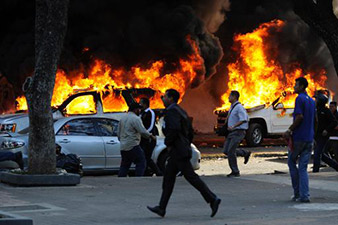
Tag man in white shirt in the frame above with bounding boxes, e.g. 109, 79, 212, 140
140, 98, 162, 176
223, 90, 251, 177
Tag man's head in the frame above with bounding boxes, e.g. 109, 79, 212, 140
294, 77, 308, 94
330, 101, 337, 113
128, 102, 142, 115
139, 98, 150, 111
161, 89, 180, 108
228, 90, 240, 104
315, 93, 328, 107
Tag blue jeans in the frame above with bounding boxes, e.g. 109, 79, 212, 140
0, 152, 16, 162
118, 145, 146, 177
288, 141, 313, 200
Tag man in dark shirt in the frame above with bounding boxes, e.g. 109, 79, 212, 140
147, 89, 221, 218
284, 77, 316, 203
139, 97, 162, 176
329, 101, 338, 121
313, 94, 338, 172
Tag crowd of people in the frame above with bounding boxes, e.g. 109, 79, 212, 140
117, 79, 338, 217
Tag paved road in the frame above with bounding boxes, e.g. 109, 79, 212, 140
1, 166, 338, 225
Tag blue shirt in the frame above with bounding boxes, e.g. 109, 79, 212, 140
228, 101, 249, 130
292, 92, 316, 142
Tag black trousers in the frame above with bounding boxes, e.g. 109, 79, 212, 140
140, 138, 162, 175
159, 157, 216, 209
118, 146, 146, 177
321, 139, 338, 171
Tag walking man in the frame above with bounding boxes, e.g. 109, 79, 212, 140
147, 89, 221, 218
139, 97, 162, 176
223, 90, 251, 177
117, 102, 155, 177
313, 93, 337, 172
284, 77, 316, 203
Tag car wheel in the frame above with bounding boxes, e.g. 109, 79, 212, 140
157, 150, 169, 173
246, 123, 263, 147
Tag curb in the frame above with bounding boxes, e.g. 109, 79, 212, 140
0, 210, 33, 225
0, 172, 80, 187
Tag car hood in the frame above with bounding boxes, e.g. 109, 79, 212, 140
0, 113, 28, 121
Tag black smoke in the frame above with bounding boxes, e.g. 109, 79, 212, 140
0, 0, 224, 98
207, 0, 338, 103
182, 0, 338, 132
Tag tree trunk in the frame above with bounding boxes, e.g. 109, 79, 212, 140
23, 0, 69, 174
293, 0, 338, 77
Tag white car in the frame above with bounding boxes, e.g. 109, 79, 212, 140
0, 91, 126, 134
0, 115, 201, 173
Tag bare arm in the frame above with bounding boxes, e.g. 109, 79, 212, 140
284, 114, 303, 139
289, 114, 304, 131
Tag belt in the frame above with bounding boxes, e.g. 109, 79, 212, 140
230, 129, 246, 133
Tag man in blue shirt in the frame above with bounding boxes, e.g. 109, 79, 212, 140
284, 77, 316, 203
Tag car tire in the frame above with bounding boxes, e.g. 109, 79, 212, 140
157, 150, 169, 173
246, 123, 263, 147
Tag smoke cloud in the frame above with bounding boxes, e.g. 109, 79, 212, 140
1, 0, 337, 131
208, 0, 338, 105
0, 0, 225, 97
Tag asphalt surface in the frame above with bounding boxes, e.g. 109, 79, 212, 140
1, 166, 338, 225
1, 134, 338, 225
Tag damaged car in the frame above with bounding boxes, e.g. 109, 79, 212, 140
0, 88, 201, 172
215, 92, 294, 147
0, 115, 201, 173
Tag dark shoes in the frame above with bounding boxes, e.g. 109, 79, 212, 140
147, 198, 221, 218
210, 197, 221, 217
227, 172, 240, 177
291, 195, 310, 203
291, 195, 299, 201
14, 152, 24, 170
297, 198, 310, 203
147, 206, 166, 217
244, 151, 251, 164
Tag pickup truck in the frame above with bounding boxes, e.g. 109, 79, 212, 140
214, 95, 293, 147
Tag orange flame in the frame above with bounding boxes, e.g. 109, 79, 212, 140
216, 20, 329, 111
16, 37, 204, 114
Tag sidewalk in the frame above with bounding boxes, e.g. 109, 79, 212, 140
1, 171, 338, 225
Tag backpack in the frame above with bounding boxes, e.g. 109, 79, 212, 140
56, 153, 83, 176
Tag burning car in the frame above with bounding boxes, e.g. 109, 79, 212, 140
213, 21, 331, 146
214, 92, 293, 147
215, 90, 331, 147
0, 115, 201, 173
0, 88, 157, 134
0, 88, 201, 172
